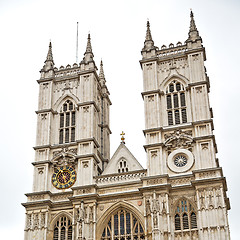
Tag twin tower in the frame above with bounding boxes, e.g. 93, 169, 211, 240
23, 11, 231, 240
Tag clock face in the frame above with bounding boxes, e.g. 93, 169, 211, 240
174, 154, 188, 167
52, 166, 76, 189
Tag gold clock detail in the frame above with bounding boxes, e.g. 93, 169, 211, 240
52, 166, 76, 189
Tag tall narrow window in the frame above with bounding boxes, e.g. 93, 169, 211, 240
59, 100, 76, 144
175, 110, 180, 124
190, 212, 197, 229
167, 95, 172, 109
182, 213, 189, 229
180, 93, 186, 106
175, 214, 181, 230
168, 111, 173, 125
174, 199, 197, 232
173, 94, 179, 108
182, 109, 187, 123
53, 216, 72, 240
166, 81, 187, 125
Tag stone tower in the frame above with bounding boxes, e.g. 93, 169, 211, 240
140, 11, 230, 239
23, 11, 230, 240
23, 34, 111, 240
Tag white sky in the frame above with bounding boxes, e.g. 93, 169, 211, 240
0, 0, 239, 239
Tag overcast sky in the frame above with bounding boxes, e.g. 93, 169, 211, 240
0, 0, 239, 239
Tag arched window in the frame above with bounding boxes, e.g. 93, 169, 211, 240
59, 100, 76, 144
53, 216, 72, 240
174, 199, 197, 231
101, 209, 145, 240
118, 159, 129, 173
166, 81, 187, 126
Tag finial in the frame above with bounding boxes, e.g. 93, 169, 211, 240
99, 59, 106, 83
189, 9, 197, 31
40, 41, 55, 78
45, 40, 53, 62
120, 131, 125, 144
145, 20, 152, 41
185, 9, 202, 47
85, 33, 92, 53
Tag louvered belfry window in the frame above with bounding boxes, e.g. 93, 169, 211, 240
101, 209, 145, 240
53, 216, 72, 240
166, 81, 187, 126
174, 199, 197, 231
59, 100, 76, 144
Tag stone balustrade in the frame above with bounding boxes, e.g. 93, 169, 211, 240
95, 170, 147, 185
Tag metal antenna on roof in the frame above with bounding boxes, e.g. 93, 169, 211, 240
76, 22, 79, 63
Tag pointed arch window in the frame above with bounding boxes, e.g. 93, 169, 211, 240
166, 81, 187, 126
174, 199, 197, 232
101, 209, 145, 240
118, 159, 129, 173
59, 100, 76, 144
53, 216, 72, 240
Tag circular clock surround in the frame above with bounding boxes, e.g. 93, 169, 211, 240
167, 149, 194, 173
52, 166, 76, 189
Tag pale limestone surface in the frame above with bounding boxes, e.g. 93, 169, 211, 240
23, 12, 230, 240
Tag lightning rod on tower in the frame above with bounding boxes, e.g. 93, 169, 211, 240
76, 22, 79, 63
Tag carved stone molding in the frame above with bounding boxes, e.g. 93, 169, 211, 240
52, 147, 77, 167
164, 129, 193, 151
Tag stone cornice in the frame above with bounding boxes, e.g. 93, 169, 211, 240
143, 127, 162, 135
143, 119, 214, 136
98, 190, 142, 200
193, 167, 222, 175
37, 77, 54, 83
76, 137, 100, 148
78, 68, 98, 78
191, 177, 227, 191
187, 80, 210, 91
78, 101, 100, 112
69, 193, 99, 202
22, 200, 53, 208
76, 153, 100, 164
25, 191, 52, 197
143, 143, 163, 151
33, 142, 78, 150
33, 145, 51, 150
35, 108, 58, 115
141, 89, 163, 98
33, 138, 100, 151
32, 160, 51, 166
194, 134, 218, 153
98, 124, 112, 134
139, 184, 171, 192
72, 184, 98, 191
139, 57, 159, 68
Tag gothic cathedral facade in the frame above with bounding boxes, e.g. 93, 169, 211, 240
23, 11, 231, 240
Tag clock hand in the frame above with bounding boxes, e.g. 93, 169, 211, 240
62, 172, 67, 183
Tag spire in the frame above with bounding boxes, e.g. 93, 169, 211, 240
189, 10, 197, 32
186, 10, 202, 48
99, 59, 106, 84
81, 33, 96, 69
40, 41, 55, 78
85, 33, 93, 54
45, 41, 54, 63
142, 20, 157, 57
145, 20, 152, 41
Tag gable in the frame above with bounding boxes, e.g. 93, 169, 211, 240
103, 143, 144, 175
